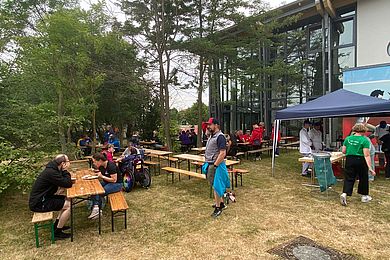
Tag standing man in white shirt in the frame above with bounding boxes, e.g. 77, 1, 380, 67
309, 122, 323, 153
300, 120, 312, 176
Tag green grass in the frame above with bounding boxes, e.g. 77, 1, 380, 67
1, 151, 390, 259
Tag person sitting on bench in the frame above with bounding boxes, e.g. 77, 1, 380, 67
88, 153, 123, 219
29, 154, 73, 240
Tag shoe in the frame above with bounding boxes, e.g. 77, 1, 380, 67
275, 154, 279, 157
54, 229, 71, 240
54, 219, 70, 231
255, 157, 261, 161
212, 202, 227, 210
90, 210, 103, 220
211, 207, 223, 218
88, 206, 100, 219
361, 195, 372, 203
340, 193, 347, 206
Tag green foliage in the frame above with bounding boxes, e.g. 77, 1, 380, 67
0, 138, 52, 194
178, 103, 208, 125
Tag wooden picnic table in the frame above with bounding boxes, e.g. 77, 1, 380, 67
144, 149, 173, 174
174, 154, 240, 169
66, 169, 105, 242
191, 147, 206, 154
174, 154, 240, 190
298, 152, 345, 184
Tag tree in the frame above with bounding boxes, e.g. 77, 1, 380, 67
178, 102, 208, 125
121, 0, 193, 151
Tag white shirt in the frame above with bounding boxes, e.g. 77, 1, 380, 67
375, 124, 390, 139
299, 128, 312, 154
309, 128, 322, 152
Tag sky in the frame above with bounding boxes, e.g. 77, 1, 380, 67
80, 0, 296, 110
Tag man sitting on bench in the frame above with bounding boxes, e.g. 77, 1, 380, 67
29, 154, 73, 240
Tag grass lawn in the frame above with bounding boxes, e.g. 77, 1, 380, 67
1, 151, 390, 259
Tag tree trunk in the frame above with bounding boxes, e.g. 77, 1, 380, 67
57, 89, 66, 153
66, 123, 72, 144
197, 56, 205, 148
92, 106, 97, 154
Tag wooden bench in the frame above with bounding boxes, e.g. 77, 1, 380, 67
191, 161, 204, 172
162, 167, 206, 183
144, 161, 160, 175
246, 147, 272, 159
108, 192, 129, 232
228, 169, 249, 187
281, 141, 300, 153
31, 212, 55, 247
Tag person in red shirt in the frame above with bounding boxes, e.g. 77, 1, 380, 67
250, 123, 263, 160
242, 130, 251, 142
101, 144, 115, 162
271, 123, 282, 156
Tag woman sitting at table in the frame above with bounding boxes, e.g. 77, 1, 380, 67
88, 153, 123, 219
101, 144, 115, 162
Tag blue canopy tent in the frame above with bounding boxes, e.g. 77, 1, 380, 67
271, 89, 390, 176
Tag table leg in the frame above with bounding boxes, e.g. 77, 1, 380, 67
70, 198, 74, 242
187, 160, 190, 179
158, 156, 161, 175
98, 203, 101, 235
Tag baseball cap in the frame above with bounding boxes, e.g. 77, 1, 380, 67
207, 117, 220, 125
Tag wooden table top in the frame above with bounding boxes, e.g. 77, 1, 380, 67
298, 152, 345, 163
191, 147, 206, 151
144, 149, 173, 156
174, 154, 240, 167
140, 141, 156, 145
281, 136, 296, 140
237, 142, 250, 146
66, 169, 105, 199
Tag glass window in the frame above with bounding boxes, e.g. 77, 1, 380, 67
309, 27, 322, 51
333, 19, 354, 47
333, 46, 355, 72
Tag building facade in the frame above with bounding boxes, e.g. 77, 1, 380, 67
209, 0, 390, 143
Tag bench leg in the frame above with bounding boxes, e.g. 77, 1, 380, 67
50, 220, 55, 245
235, 173, 238, 188
240, 174, 243, 186
111, 210, 114, 232
124, 210, 127, 229
34, 224, 39, 248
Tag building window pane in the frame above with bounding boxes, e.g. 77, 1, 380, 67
333, 19, 354, 47
333, 46, 355, 72
309, 27, 322, 51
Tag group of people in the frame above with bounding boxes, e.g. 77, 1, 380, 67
28, 151, 126, 240
179, 129, 197, 152
299, 120, 324, 176
299, 118, 390, 206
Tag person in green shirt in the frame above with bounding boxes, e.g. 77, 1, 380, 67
340, 123, 376, 206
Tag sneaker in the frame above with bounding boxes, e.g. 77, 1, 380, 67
340, 193, 347, 206
211, 207, 223, 218
90, 210, 103, 220
212, 202, 227, 210
54, 229, 71, 240
361, 195, 372, 203
275, 154, 279, 157
88, 206, 100, 219
255, 157, 261, 161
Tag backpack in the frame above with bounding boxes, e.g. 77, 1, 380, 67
123, 171, 135, 192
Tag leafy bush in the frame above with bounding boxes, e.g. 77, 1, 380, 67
0, 139, 52, 195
